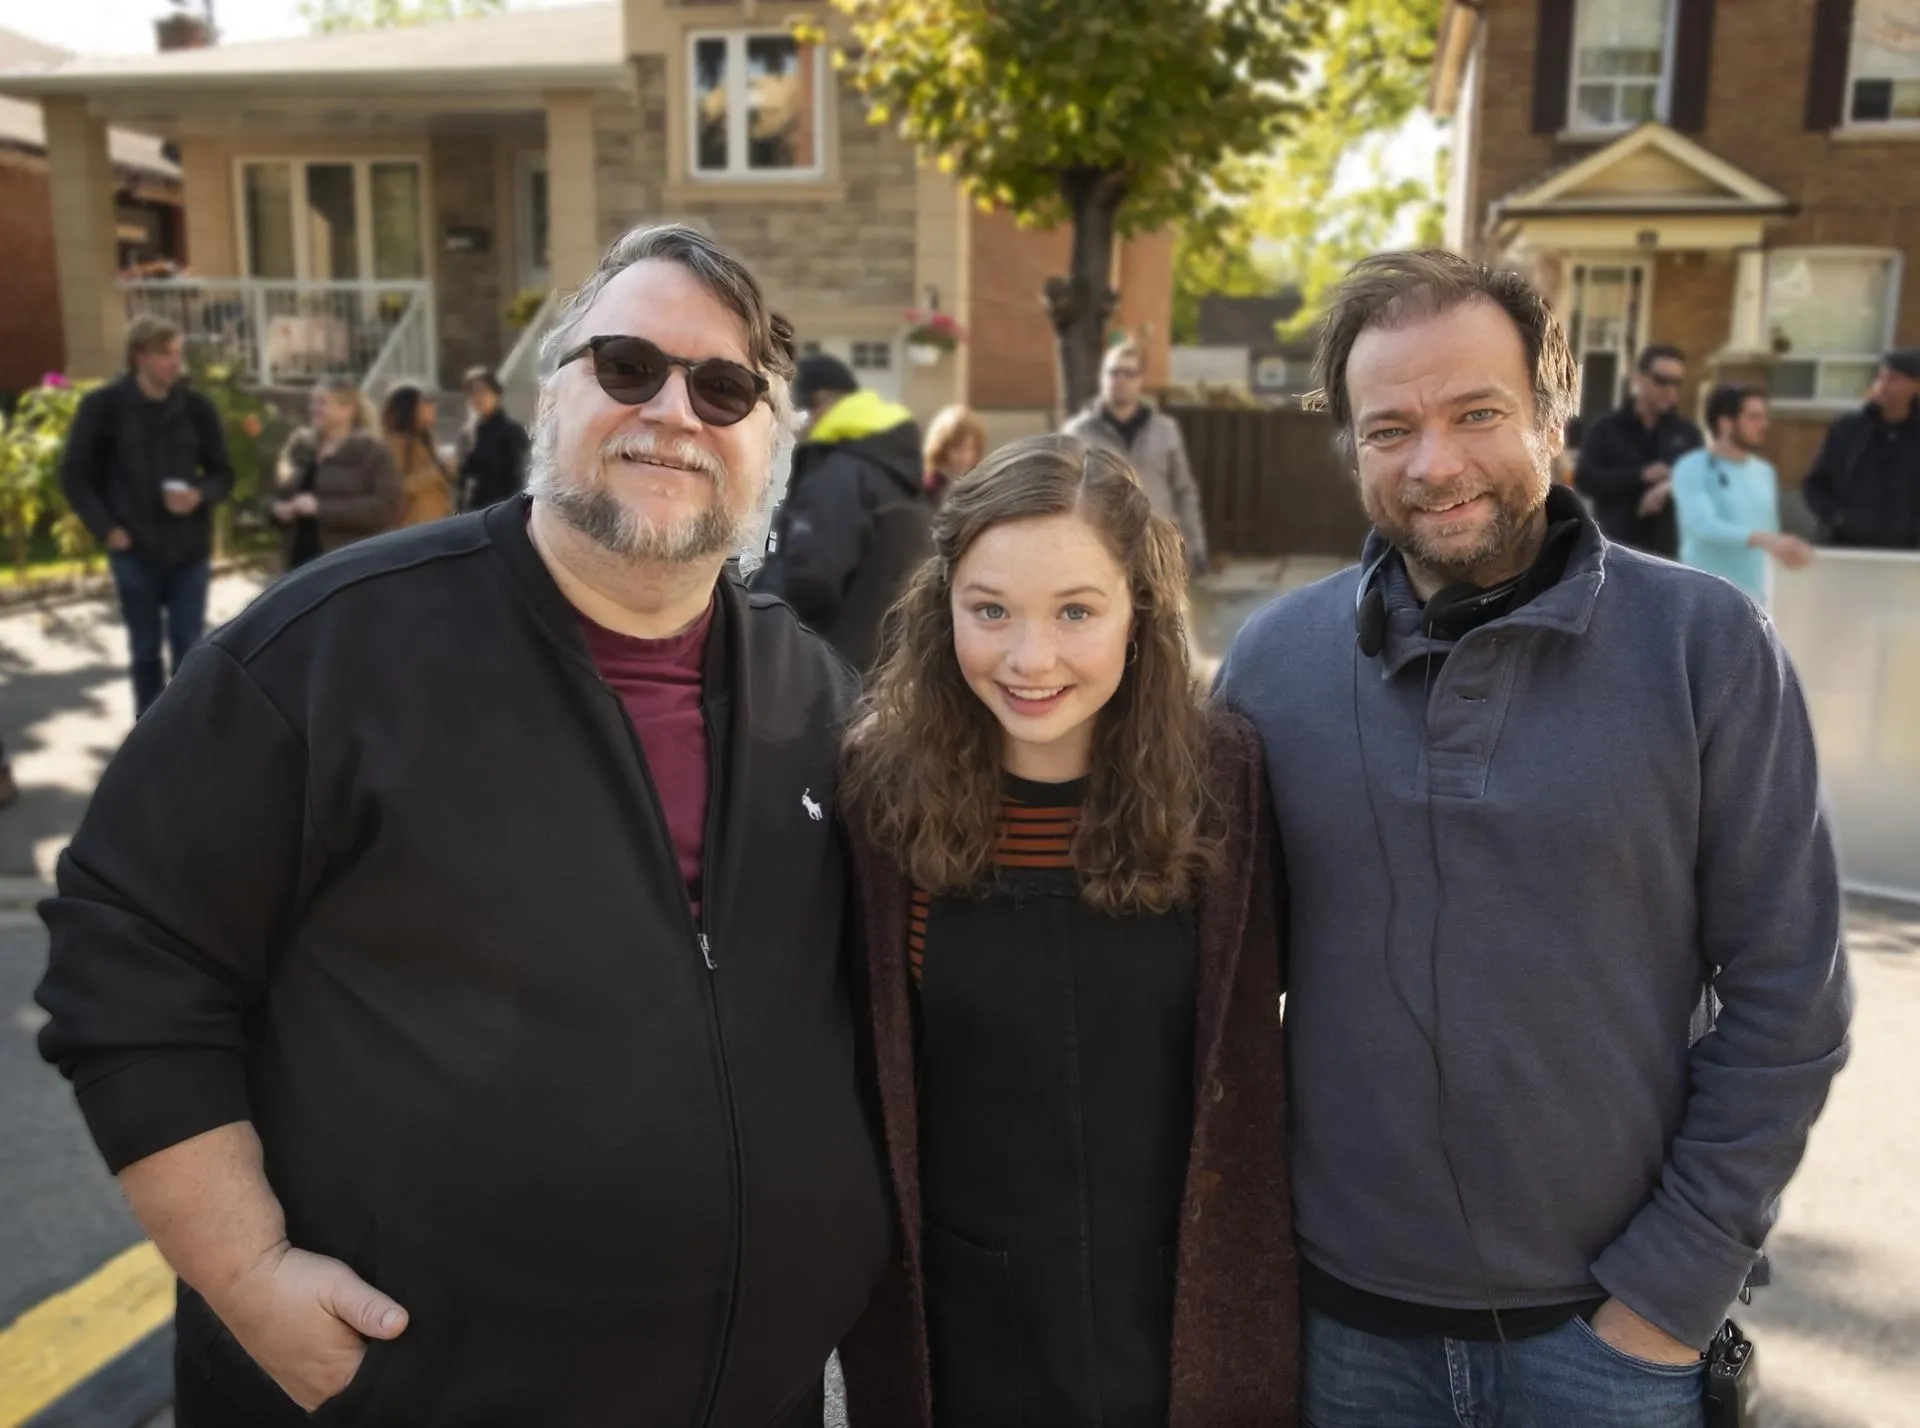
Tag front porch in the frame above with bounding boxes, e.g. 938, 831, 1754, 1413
0, 4, 622, 392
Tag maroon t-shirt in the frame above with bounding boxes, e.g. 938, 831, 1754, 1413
581, 599, 715, 919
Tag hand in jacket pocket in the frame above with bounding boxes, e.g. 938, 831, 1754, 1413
213, 1243, 409, 1411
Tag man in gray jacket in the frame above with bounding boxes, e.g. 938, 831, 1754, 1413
1064, 342, 1209, 574
1217, 250, 1850, 1427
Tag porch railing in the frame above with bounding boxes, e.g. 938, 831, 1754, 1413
120, 278, 437, 390
498, 288, 561, 423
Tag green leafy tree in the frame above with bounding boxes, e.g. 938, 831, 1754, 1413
301, 0, 503, 35
1173, 0, 1447, 345
187, 356, 287, 556
816, 0, 1327, 412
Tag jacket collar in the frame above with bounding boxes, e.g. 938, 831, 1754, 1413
1361, 484, 1608, 679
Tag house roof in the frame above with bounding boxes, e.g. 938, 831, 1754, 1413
1196, 292, 1309, 349
0, 27, 178, 178
0, 3, 625, 98
1492, 124, 1793, 218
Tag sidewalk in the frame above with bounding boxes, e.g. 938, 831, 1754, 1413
0, 573, 267, 890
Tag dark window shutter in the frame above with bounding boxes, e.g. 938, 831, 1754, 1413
1805, 0, 1856, 131
1668, 0, 1716, 131
1533, 0, 1576, 134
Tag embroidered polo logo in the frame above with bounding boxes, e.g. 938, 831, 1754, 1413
801, 789, 824, 822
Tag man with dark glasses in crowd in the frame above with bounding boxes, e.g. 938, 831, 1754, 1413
35, 225, 889, 1427
1575, 343, 1703, 557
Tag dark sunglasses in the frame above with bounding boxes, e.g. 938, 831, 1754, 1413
1647, 371, 1684, 390
559, 335, 772, 427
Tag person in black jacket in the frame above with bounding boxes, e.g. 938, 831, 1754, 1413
59, 315, 234, 715
455, 365, 532, 511
35, 224, 888, 1428
752, 355, 933, 672
1801, 348, 1920, 549
1574, 344, 1702, 556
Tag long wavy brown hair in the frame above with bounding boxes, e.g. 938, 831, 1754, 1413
844, 434, 1219, 916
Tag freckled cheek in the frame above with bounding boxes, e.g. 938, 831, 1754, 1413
951, 620, 1005, 688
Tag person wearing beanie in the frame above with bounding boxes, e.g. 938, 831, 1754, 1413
1802, 347, 1920, 550
752, 353, 932, 671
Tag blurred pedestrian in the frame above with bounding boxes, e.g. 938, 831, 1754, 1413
921, 402, 985, 505
837, 434, 1296, 1427
1672, 386, 1813, 603
1574, 344, 1702, 556
269, 379, 401, 571
381, 384, 455, 527
0, 740, 15, 811
58, 314, 234, 716
456, 366, 531, 512
1217, 251, 1848, 1427
1064, 342, 1210, 577
1801, 348, 1920, 549
35, 224, 886, 1428
751, 354, 931, 671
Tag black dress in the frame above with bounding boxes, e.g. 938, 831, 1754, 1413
913, 775, 1198, 1428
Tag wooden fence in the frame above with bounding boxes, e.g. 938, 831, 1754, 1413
1167, 405, 1370, 558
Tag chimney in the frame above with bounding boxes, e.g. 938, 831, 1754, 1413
155, 7, 214, 51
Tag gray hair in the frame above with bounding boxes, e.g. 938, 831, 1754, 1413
539, 224, 797, 388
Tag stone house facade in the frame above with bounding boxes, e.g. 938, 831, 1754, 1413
0, 1, 1173, 435
1433, 0, 1920, 484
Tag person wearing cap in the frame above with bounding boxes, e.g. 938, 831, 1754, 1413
752, 354, 932, 671
455, 365, 532, 513
1801, 348, 1920, 550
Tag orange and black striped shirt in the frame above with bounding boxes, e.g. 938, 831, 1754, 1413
908, 782, 1085, 984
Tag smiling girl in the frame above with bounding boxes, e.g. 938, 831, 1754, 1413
837, 435, 1298, 1427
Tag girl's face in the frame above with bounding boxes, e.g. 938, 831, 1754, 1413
418, 397, 439, 432
320, 392, 358, 435
950, 511, 1133, 783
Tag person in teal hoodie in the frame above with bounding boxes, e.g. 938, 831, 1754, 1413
1672, 385, 1815, 603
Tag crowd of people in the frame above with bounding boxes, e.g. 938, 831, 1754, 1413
24, 225, 1856, 1428
1570, 340, 1920, 602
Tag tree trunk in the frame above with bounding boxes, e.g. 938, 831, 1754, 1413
1045, 168, 1129, 421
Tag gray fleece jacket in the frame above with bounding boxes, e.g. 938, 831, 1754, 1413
1216, 501, 1851, 1350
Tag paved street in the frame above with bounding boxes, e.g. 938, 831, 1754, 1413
2, 572, 1916, 1427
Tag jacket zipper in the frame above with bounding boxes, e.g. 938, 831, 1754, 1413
598, 678, 746, 1428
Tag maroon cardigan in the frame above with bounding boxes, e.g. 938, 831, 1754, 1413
837, 710, 1299, 1427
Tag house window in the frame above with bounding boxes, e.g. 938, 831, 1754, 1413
852, 340, 893, 372
1568, 0, 1673, 133
1764, 250, 1901, 404
238, 157, 426, 282
1847, 0, 1920, 124
689, 32, 825, 180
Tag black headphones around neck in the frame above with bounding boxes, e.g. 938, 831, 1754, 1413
1353, 547, 1531, 660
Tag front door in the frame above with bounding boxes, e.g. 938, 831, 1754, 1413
1564, 259, 1650, 427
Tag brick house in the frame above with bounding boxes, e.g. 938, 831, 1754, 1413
1431, 0, 1920, 484
0, 27, 183, 400
0, 1, 1171, 435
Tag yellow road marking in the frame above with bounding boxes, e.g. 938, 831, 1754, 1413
0, 1241, 175, 1426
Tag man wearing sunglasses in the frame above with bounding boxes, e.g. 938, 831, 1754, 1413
1575, 344, 1703, 557
36, 224, 889, 1427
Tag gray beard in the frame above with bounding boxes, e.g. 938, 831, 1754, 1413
537, 477, 742, 564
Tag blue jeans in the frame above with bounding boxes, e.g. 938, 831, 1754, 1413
108, 552, 210, 716
1303, 1308, 1705, 1428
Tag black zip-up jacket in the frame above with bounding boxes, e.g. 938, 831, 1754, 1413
458, 409, 532, 512
1573, 402, 1702, 556
752, 415, 932, 673
1801, 401, 1920, 549
60, 374, 235, 565
35, 500, 891, 1428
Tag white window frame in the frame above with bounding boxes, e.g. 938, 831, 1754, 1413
1566, 0, 1679, 136
1842, 0, 1920, 131
1759, 247, 1904, 411
232, 155, 431, 282
687, 30, 828, 183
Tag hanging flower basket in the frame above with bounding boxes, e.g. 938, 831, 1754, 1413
904, 309, 965, 365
